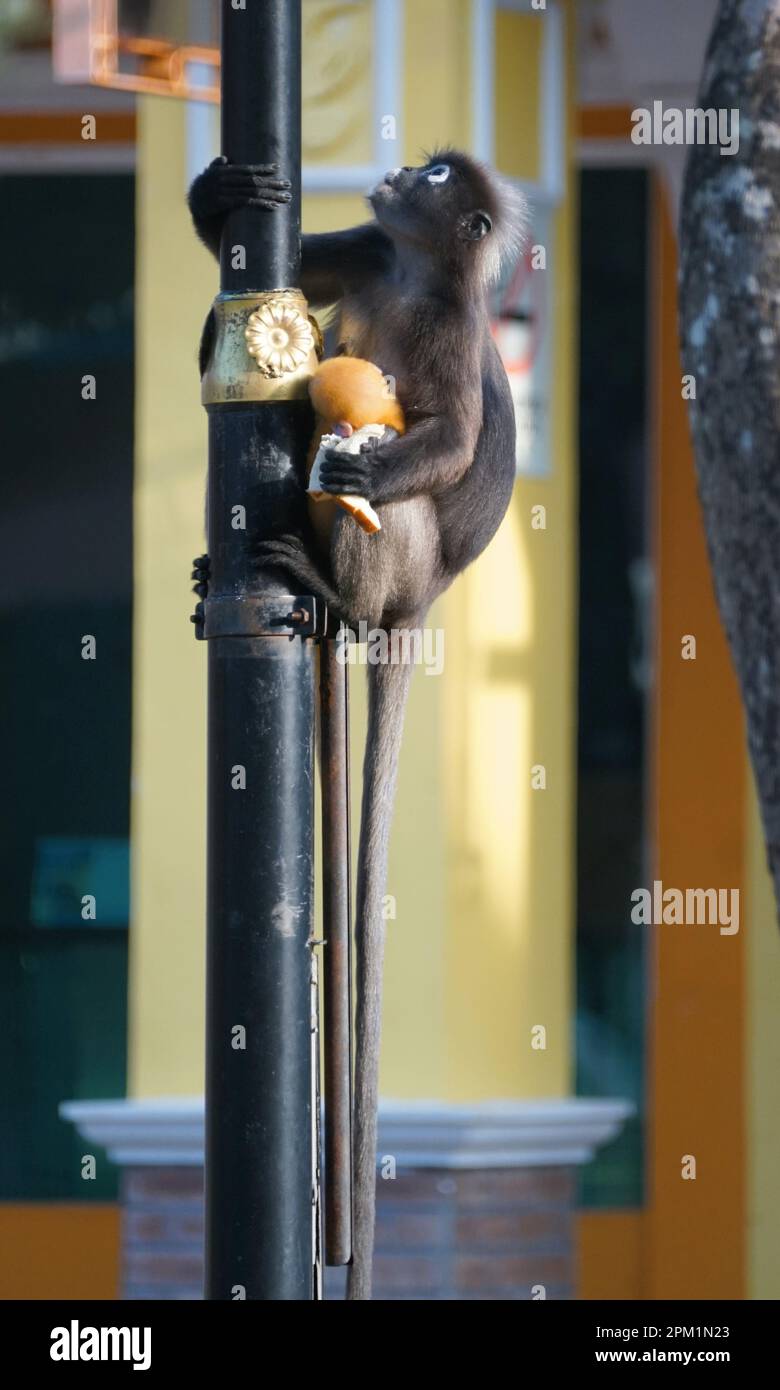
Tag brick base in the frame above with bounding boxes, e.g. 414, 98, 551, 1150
122, 1165, 574, 1301
122, 1168, 204, 1300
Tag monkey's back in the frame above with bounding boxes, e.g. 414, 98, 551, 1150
434, 333, 516, 577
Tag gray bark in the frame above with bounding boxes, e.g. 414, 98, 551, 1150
679, 0, 780, 913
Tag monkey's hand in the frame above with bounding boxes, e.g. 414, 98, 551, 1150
190, 156, 292, 214
317, 440, 379, 498
188, 157, 292, 255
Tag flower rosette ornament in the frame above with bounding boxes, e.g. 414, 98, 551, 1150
245, 299, 315, 377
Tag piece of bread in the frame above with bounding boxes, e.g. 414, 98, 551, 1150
308, 426, 393, 534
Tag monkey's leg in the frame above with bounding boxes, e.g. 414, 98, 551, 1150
330, 500, 438, 632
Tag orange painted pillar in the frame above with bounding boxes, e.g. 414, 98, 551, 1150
648, 177, 745, 1300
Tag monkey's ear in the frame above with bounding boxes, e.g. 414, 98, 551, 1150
461, 210, 492, 242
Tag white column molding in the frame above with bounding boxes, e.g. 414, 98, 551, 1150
61, 1096, 633, 1170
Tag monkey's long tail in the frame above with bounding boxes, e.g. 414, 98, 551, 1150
346, 654, 415, 1302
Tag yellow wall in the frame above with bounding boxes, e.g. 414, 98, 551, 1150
495, 10, 542, 183
130, 0, 576, 1105
130, 95, 209, 1096
429, 0, 575, 1100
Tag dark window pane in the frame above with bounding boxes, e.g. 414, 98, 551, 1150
576, 168, 650, 1208
0, 175, 133, 1199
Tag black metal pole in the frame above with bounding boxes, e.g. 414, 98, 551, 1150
202, 0, 317, 1301
220, 0, 300, 290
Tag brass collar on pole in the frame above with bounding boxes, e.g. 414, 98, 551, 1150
201, 289, 323, 405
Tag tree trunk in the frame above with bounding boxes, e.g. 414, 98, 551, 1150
679, 0, 780, 915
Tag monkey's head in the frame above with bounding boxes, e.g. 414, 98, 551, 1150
309, 356, 406, 434
369, 150, 527, 287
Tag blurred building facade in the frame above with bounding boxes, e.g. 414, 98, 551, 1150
1, 0, 778, 1301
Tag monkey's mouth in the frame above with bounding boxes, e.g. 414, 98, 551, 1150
369, 166, 406, 202
369, 177, 395, 203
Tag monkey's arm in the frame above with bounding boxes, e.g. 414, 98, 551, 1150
188, 159, 391, 296
320, 301, 486, 500
318, 415, 471, 502
300, 225, 392, 303
318, 409, 479, 504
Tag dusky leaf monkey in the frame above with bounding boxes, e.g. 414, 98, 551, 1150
189, 150, 526, 1300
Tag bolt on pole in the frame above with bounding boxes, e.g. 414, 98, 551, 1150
200, 0, 318, 1301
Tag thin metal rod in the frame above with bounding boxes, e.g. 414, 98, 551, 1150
319, 637, 354, 1266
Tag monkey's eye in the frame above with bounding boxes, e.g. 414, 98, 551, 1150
426, 164, 451, 185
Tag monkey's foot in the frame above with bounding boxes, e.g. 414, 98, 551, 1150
254, 535, 348, 622
190, 554, 210, 637
192, 553, 210, 599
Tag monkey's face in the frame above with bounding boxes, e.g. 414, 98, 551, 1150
369, 153, 496, 257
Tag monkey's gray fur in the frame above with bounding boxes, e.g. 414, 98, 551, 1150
189, 151, 526, 1299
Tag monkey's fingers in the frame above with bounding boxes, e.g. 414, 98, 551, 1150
241, 163, 283, 175
246, 194, 293, 209
318, 460, 374, 496
216, 192, 291, 211
191, 554, 210, 599
246, 191, 291, 204
217, 173, 292, 211
218, 173, 291, 191
253, 535, 309, 580
212, 159, 280, 175
254, 533, 306, 558
216, 171, 288, 190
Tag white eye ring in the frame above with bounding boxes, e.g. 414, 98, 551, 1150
427, 164, 450, 184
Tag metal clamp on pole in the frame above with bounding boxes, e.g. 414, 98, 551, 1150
201, 594, 327, 641
201, 0, 318, 1302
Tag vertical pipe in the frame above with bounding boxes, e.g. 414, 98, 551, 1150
221, 0, 301, 292
203, 0, 315, 1301
320, 638, 354, 1266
